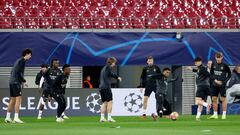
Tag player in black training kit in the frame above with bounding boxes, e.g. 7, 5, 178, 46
99, 57, 122, 123
35, 64, 48, 119
52, 64, 71, 123
209, 52, 231, 120
37, 59, 68, 119
5, 48, 32, 124
140, 56, 161, 118
149, 68, 177, 120
187, 57, 211, 121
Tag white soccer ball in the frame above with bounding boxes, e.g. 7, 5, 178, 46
170, 112, 179, 121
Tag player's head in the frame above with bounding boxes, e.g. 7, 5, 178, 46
40, 64, 48, 72
163, 67, 171, 77
194, 57, 202, 67
207, 60, 212, 69
215, 52, 223, 64
22, 48, 32, 60
62, 64, 71, 76
146, 56, 154, 66
106, 57, 117, 67
51, 59, 59, 69
85, 75, 91, 81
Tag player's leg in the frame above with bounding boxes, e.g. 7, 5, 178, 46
142, 96, 149, 117
13, 96, 24, 123
106, 89, 115, 122
220, 87, 227, 119
54, 95, 65, 122
107, 100, 115, 122
5, 97, 15, 123
99, 89, 107, 122
142, 88, 152, 117
221, 97, 227, 119
209, 86, 219, 119
195, 97, 203, 121
61, 112, 69, 119
59, 95, 67, 121
37, 97, 45, 119
156, 93, 164, 118
100, 102, 107, 122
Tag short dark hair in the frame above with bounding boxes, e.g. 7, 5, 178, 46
22, 48, 32, 56
215, 52, 223, 58
163, 67, 171, 71
146, 56, 153, 61
62, 64, 70, 71
40, 64, 48, 68
106, 57, 117, 65
51, 58, 59, 68
194, 57, 202, 62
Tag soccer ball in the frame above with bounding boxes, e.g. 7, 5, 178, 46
170, 112, 179, 121
86, 93, 102, 113
124, 93, 143, 113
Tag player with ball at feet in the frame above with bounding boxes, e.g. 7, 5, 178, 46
99, 57, 122, 123
149, 67, 178, 120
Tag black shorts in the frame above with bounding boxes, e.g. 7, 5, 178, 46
9, 84, 22, 97
211, 86, 226, 97
196, 86, 210, 101
144, 87, 156, 97
99, 88, 113, 102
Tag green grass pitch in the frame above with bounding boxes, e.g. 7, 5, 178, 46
1, 115, 240, 135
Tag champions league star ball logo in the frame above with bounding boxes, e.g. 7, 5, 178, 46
124, 93, 143, 113
86, 93, 102, 113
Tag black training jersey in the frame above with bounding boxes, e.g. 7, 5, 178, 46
9, 57, 26, 85
210, 62, 231, 86
99, 65, 118, 90
43, 68, 62, 89
52, 73, 69, 95
140, 65, 161, 88
35, 71, 44, 86
193, 65, 211, 86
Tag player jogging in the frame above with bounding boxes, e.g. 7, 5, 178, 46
52, 64, 71, 123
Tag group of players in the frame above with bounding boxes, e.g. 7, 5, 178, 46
4, 48, 71, 123
3, 48, 232, 123
136, 52, 231, 121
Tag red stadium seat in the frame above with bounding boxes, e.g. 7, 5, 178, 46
0, 0, 239, 29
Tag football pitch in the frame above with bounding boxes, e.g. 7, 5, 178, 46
0, 115, 240, 135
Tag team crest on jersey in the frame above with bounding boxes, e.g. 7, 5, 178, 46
221, 66, 223, 70
154, 68, 156, 72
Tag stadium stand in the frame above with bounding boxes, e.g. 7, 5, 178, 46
0, 0, 239, 29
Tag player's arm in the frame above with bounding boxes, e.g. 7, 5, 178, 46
186, 66, 197, 72
108, 66, 121, 81
223, 64, 232, 85
148, 73, 163, 79
16, 60, 26, 83
168, 76, 179, 83
156, 66, 161, 73
35, 72, 41, 86
200, 66, 211, 78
